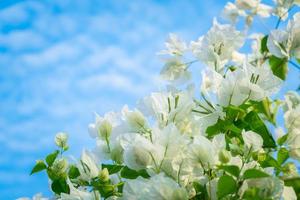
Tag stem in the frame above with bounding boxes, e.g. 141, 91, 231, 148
275, 17, 281, 29
289, 60, 300, 70
275, 5, 294, 29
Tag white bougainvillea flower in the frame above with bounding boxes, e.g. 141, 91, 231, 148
139, 88, 194, 128
283, 91, 300, 112
160, 57, 191, 83
285, 107, 300, 160
282, 92, 300, 160
88, 111, 120, 139
274, 0, 300, 20
158, 33, 188, 56
239, 177, 284, 199
191, 19, 244, 72
189, 135, 216, 168
212, 134, 227, 162
77, 150, 100, 181
268, 13, 300, 59
282, 186, 297, 200
217, 62, 282, 106
55, 132, 68, 149
242, 130, 263, 151
121, 134, 157, 170
123, 173, 187, 200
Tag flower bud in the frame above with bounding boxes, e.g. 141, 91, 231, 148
172, 188, 189, 200
283, 163, 298, 177
99, 168, 110, 182
55, 132, 68, 150
98, 120, 112, 139
257, 149, 266, 162
219, 149, 231, 163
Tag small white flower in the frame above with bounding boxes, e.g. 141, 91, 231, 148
123, 173, 186, 200
282, 186, 297, 200
267, 13, 300, 59
189, 135, 216, 168
122, 134, 156, 170
159, 33, 188, 56
242, 130, 263, 151
88, 112, 120, 139
78, 150, 100, 181
191, 19, 244, 72
160, 57, 191, 83
55, 132, 68, 149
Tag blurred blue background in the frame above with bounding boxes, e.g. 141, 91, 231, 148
0, 0, 299, 199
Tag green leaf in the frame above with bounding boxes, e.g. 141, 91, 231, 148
193, 182, 208, 199
260, 35, 268, 54
243, 169, 269, 179
51, 178, 70, 195
242, 187, 265, 200
102, 164, 124, 174
277, 147, 289, 165
259, 154, 280, 169
284, 177, 300, 199
244, 111, 276, 148
120, 166, 150, 179
297, 58, 300, 64
98, 184, 115, 198
68, 165, 80, 179
30, 160, 47, 175
217, 175, 237, 198
277, 134, 288, 146
219, 165, 240, 178
46, 150, 60, 167
269, 55, 288, 80
249, 99, 276, 124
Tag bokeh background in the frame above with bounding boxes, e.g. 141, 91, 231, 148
0, 0, 299, 199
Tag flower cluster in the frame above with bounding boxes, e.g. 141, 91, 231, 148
21, 0, 300, 199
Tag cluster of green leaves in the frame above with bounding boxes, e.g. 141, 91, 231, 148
31, 147, 151, 199
206, 101, 276, 148
31, 150, 70, 194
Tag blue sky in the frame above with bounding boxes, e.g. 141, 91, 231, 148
0, 0, 299, 199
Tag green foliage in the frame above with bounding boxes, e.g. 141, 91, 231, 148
30, 160, 47, 175
243, 169, 269, 180
102, 164, 124, 174
260, 35, 269, 54
193, 182, 208, 199
51, 178, 70, 195
217, 175, 237, 198
277, 134, 288, 146
219, 165, 240, 178
68, 165, 80, 179
277, 148, 289, 165
269, 55, 288, 80
243, 111, 276, 148
46, 150, 60, 166
120, 166, 150, 179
